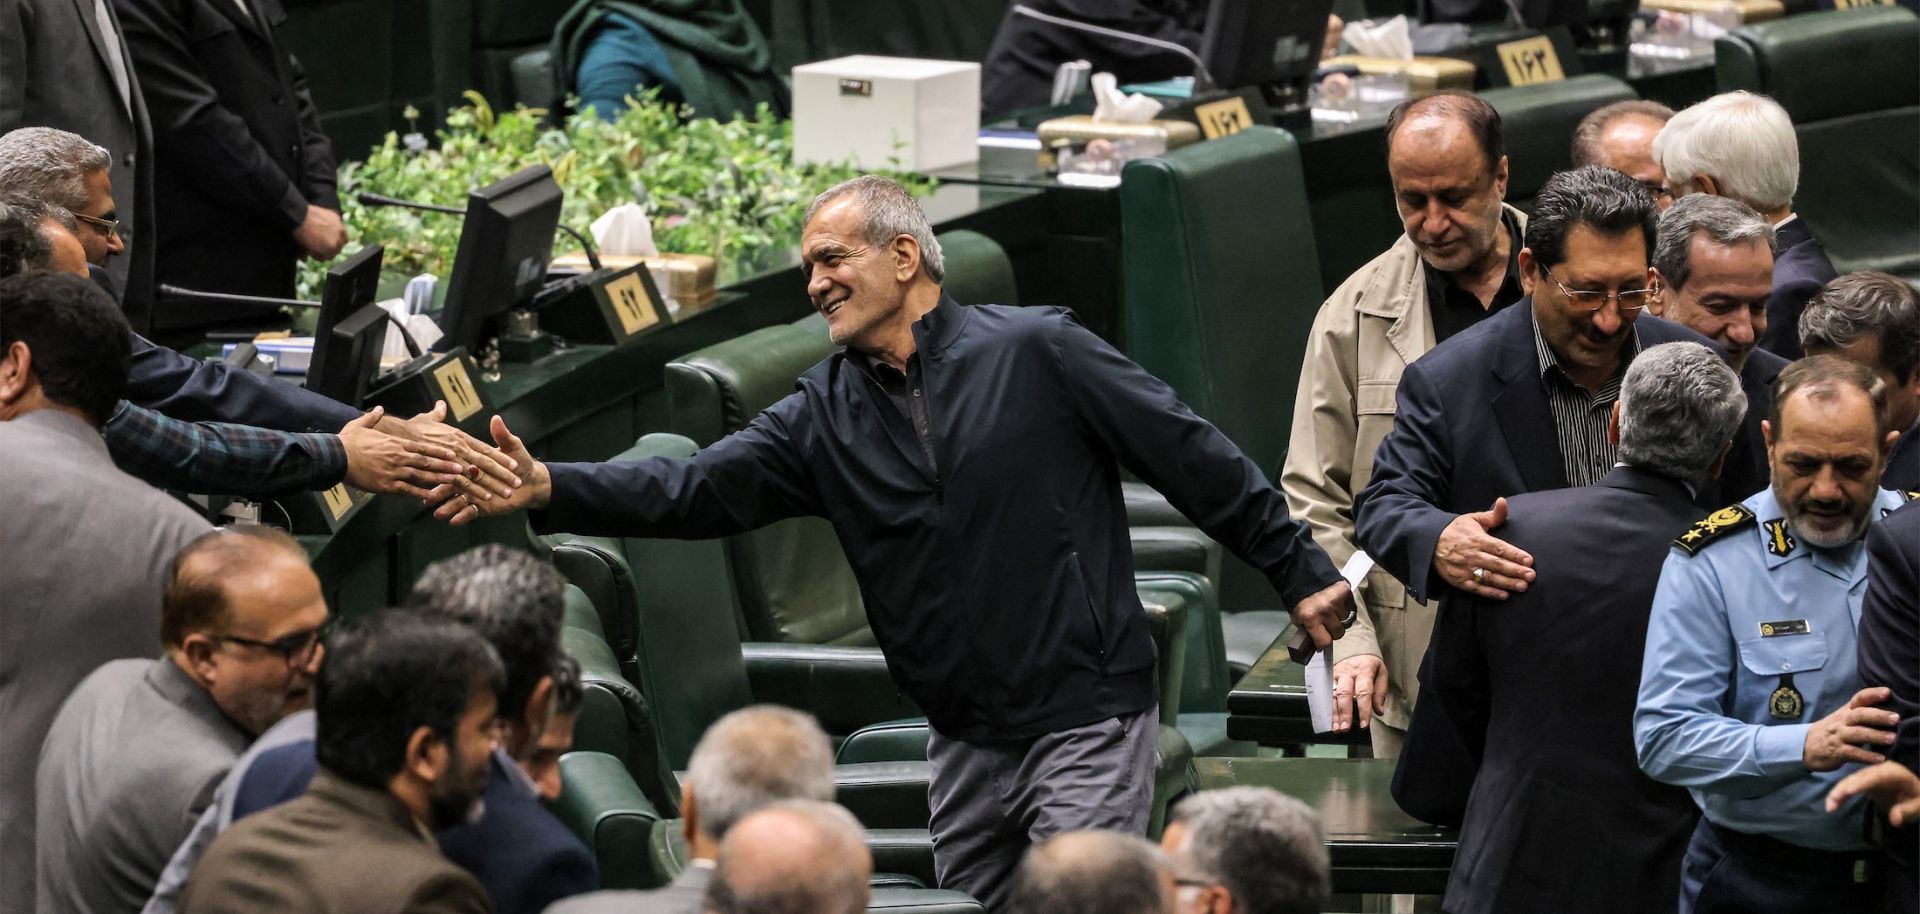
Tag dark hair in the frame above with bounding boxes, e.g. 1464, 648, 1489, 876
1571, 99, 1674, 167
161, 526, 309, 648
1769, 353, 1893, 436
550, 652, 583, 716
1799, 272, 1920, 386
0, 199, 51, 278
1524, 165, 1658, 271
1386, 91, 1504, 175
315, 609, 505, 789
0, 270, 130, 424
406, 545, 565, 721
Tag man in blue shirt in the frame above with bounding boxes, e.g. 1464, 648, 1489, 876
1637, 354, 1912, 913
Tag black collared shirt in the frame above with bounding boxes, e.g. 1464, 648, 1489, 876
863, 352, 938, 480
1423, 209, 1526, 344
1532, 310, 1641, 488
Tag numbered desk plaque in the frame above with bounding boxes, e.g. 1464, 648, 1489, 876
538, 263, 674, 346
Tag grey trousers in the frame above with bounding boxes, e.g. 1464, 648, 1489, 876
925, 706, 1158, 912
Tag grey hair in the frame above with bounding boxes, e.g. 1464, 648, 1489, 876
1004, 830, 1174, 914
706, 799, 871, 914
1654, 91, 1798, 213
1168, 787, 1330, 914
0, 127, 112, 212
686, 705, 836, 841
1571, 99, 1674, 168
1651, 194, 1776, 293
802, 175, 945, 284
1798, 272, 1920, 384
1618, 342, 1747, 483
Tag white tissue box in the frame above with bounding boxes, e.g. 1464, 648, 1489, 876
792, 56, 980, 172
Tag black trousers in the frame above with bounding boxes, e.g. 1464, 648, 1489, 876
1680, 819, 1880, 914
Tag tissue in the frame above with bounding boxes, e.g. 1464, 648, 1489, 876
591, 203, 660, 258
1345, 15, 1414, 60
1090, 72, 1162, 124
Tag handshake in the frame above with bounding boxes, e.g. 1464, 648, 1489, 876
336, 407, 548, 524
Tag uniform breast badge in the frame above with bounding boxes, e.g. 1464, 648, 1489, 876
1770, 675, 1804, 721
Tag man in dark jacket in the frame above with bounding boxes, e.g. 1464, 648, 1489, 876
433, 175, 1355, 908
1427, 341, 1743, 914
114, 0, 345, 340
1354, 166, 1717, 828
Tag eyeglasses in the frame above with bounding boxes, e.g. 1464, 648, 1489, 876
1539, 264, 1654, 314
1637, 180, 1672, 201
217, 619, 332, 667
74, 212, 120, 242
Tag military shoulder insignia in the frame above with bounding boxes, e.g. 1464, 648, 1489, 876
1763, 518, 1796, 557
1673, 504, 1757, 555
1906, 490, 1919, 502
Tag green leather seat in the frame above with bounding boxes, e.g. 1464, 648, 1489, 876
1715, 6, 1920, 278
470, 0, 576, 108
1481, 74, 1639, 213
559, 585, 682, 817
1117, 125, 1326, 671
548, 750, 670, 889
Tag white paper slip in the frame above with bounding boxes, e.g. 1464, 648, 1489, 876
1306, 551, 1378, 733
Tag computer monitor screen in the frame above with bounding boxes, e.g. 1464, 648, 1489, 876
1199, 0, 1337, 95
312, 304, 391, 407
309, 243, 385, 405
435, 164, 565, 353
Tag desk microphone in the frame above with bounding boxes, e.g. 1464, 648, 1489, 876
1010, 4, 1216, 93
158, 285, 424, 359
358, 192, 604, 271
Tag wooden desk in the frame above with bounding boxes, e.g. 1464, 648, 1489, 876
1194, 757, 1456, 895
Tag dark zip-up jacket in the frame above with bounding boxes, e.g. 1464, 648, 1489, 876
536, 296, 1340, 740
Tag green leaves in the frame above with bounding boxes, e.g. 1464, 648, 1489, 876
298, 90, 935, 297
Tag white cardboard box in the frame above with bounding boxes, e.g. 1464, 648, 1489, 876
792, 56, 981, 172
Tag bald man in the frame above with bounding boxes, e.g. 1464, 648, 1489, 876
1005, 831, 1177, 914
1572, 100, 1676, 210
703, 800, 873, 914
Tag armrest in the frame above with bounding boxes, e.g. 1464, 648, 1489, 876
561, 627, 681, 818
1123, 480, 1189, 527
741, 642, 921, 735
1152, 723, 1196, 836
547, 751, 667, 890
867, 828, 938, 888
1130, 526, 1221, 580
834, 761, 932, 830
561, 584, 605, 642
836, 718, 930, 764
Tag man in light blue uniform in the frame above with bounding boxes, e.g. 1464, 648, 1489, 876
1637, 354, 1914, 914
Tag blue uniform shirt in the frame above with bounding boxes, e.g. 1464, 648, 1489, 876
1635, 485, 1911, 850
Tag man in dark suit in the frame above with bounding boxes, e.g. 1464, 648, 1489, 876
1645, 193, 1786, 502
1798, 271, 1920, 493
1354, 165, 1715, 826
0, 0, 157, 331
1654, 91, 1838, 360
1427, 341, 1745, 914
177, 611, 498, 914
113, 0, 345, 340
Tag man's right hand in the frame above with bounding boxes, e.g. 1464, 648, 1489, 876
1434, 497, 1534, 599
1804, 686, 1899, 772
1827, 761, 1920, 827
293, 205, 347, 260
1331, 654, 1388, 732
429, 416, 550, 525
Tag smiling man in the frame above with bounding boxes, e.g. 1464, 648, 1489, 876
1636, 355, 1910, 914
1646, 194, 1784, 501
431, 174, 1355, 907
36, 526, 328, 914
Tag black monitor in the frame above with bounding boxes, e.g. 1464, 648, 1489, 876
1198, 0, 1338, 101
435, 165, 565, 353
309, 244, 387, 405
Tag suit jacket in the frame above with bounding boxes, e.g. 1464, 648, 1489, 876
177, 770, 491, 914
1886, 420, 1920, 493
544, 864, 712, 914
1352, 300, 1712, 825
0, 410, 208, 914
1859, 501, 1920, 913
1757, 217, 1839, 360
36, 658, 251, 914
1283, 209, 1529, 732
0, 0, 157, 332
114, 0, 339, 325
1427, 466, 1703, 914
228, 739, 597, 914
126, 331, 358, 432
1716, 346, 1789, 504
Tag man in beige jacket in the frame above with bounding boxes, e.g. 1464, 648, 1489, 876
1282, 92, 1528, 757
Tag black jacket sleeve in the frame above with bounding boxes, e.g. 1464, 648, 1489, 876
538, 392, 821, 538
113, 0, 309, 230
1859, 506, 1920, 772
1050, 311, 1340, 608
285, 47, 338, 211
1354, 357, 1458, 604
125, 332, 360, 432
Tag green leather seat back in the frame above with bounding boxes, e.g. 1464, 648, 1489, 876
1480, 74, 1639, 214
470, 0, 577, 107
1119, 126, 1323, 615
661, 230, 1016, 646
1716, 7, 1920, 277
560, 582, 682, 816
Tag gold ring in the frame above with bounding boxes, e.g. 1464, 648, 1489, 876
1472, 567, 1485, 584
